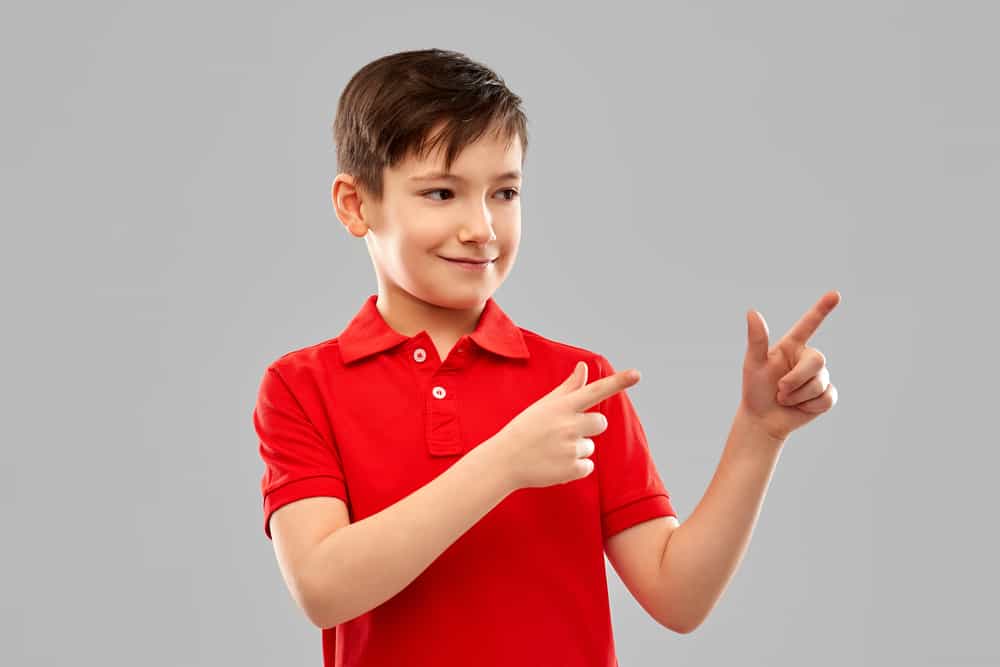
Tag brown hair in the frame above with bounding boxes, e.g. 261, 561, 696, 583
332, 48, 529, 202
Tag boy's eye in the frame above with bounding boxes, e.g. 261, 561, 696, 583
422, 188, 520, 202
423, 189, 454, 201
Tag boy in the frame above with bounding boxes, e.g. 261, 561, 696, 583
253, 48, 840, 667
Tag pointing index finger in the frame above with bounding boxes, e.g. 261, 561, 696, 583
571, 368, 639, 412
782, 290, 841, 346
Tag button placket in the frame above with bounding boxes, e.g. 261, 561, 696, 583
419, 336, 470, 457
426, 377, 461, 456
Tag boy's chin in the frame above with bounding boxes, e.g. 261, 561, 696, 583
417, 283, 499, 310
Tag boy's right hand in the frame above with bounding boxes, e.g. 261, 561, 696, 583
488, 360, 641, 492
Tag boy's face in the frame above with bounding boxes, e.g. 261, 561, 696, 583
336, 124, 522, 313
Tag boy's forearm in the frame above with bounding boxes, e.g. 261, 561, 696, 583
301, 438, 515, 628
659, 407, 786, 633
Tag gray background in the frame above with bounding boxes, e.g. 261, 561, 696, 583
4, 1, 997, 665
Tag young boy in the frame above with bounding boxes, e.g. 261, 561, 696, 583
253, 47, 674, 665
253, 47, 838, 667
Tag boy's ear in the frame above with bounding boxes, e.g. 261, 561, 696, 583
332, 174, 369, 238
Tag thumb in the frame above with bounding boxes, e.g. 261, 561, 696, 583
745, 309, 770, 367
558, 360, 588, 395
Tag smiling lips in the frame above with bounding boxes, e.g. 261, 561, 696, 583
441, 256, 496, 271
440, 256, 496, 264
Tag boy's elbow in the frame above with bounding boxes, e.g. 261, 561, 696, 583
303, 594, 340, 630
660, 618, 692, 635
671, 620, 698, 635
308, 610, 337, 631
659, 610, 701, 635
301, 582, 342, 630
295, 562, 340, 629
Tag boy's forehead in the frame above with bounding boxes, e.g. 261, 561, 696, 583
397, 133, 522, 179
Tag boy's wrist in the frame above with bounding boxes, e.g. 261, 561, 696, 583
472, 435, 520, 497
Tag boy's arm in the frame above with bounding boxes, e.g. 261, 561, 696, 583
604, 515, 682, 631
298, 436, 515, 628
656, 407, 786, 633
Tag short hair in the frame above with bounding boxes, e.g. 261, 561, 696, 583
332, 48, 529, 203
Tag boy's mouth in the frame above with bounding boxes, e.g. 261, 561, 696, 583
439, 256, 496, 264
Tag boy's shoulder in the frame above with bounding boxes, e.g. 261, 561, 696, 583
262, 336, 340, 374
517, 326, 607, 366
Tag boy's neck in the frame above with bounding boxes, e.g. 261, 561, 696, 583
375, 286, 487, 345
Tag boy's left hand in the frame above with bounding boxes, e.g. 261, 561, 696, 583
738, 290, 841, 443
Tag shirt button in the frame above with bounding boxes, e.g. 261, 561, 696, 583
432, 386, 447, 399
413, 347, 427, 362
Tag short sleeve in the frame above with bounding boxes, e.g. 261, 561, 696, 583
253, 364, 348, 540
589, 354, 677, 542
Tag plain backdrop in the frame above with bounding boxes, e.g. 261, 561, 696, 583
3, 2, 998, 666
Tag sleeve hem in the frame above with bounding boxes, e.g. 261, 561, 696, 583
263, 475, 349, 540
602, 493, 676, 542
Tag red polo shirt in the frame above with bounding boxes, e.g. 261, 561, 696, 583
254, 293, 677, 667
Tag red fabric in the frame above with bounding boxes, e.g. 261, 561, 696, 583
253, 293, 677, 666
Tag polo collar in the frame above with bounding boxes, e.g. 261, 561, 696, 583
338, 293, 530, 365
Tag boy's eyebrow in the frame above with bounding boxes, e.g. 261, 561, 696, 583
409, 170, 522, 182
